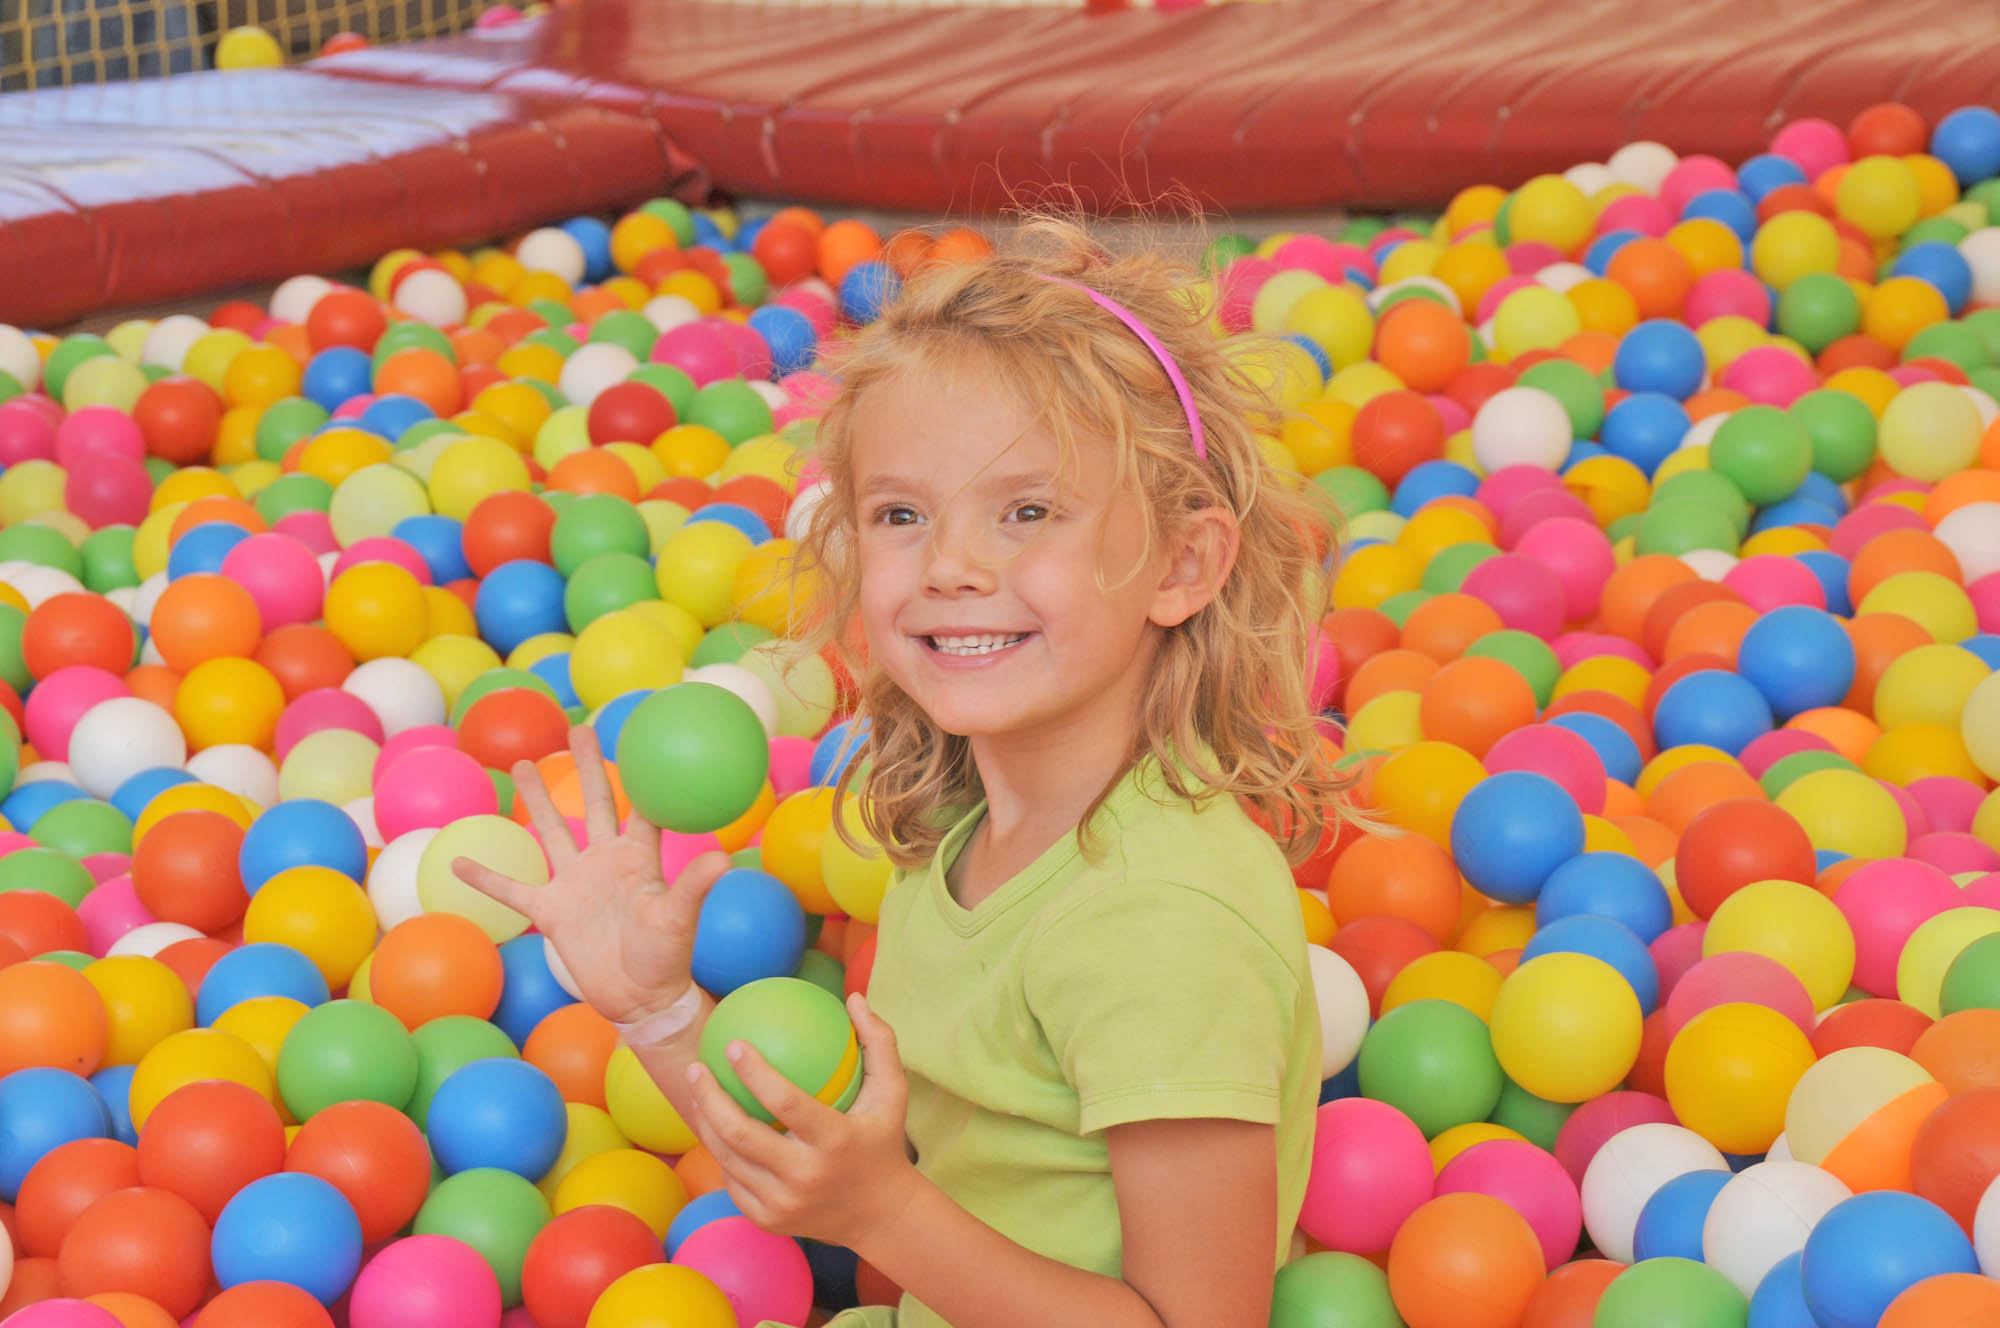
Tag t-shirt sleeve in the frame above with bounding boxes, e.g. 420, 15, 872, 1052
1024, 881, 1301, 1136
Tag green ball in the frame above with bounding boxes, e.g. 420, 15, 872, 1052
0, 370, 23, 405
1776, 272, 1862, 354
589, 310, 659, 363
398, 418, 463, 451
1652, 471, 1751, 536
141, 457, 177, 486
1516, 358, 1605, 441
0, 713, 17, 803
276, 999, 420, 1120
686, 380, 774, 445
523, 328, 580, 358
1488, 1076, 1577, 1152
1709, 406, 1813, 505
35, 951, 93, 971
1607, 512, 1645, 544
254, 474, 334, 522
550, 493, 651, 577
1904, 320, 1991, 372
1204, 234, 1257, 272
1269, 1251, 1402, 1328
1964, 309, 2000, 363
518, 377, 565, 411
1940, 932, 2000, 1014
407, 1014, 519, 1129
1758, 749, 1857, 798
1377, 589, 1433, 628
1635, 497, 1741, 557
642, 198, 697, 247
43, 335, 115, 402
1966, 179, 2000, 226
1375, 285, 1454, 317
616, 682, 771, 833
562, 552, 658, 631
524, 300, 572, 332
793, 949, 846, 999
1902, 217, 1971, 250
628, 364, 696, 419
688, 622, 776, 668
450, 672, 562, 728
255, 397, 331, 463
0, 524, 83, 577
487, 769, 516, 817
1313, 466, 1389, 520
1790, 389, 1878, 482
373, 321, 455, 369
1421, 542, 1500, 594
1463, 629, 1561, 708
413, 1167, 549, 1307
1342, 216, 1393, 246
0, 848, 93, 907
30, 800, 131, 858
1593, 1257, 1746, 1328
1969, 366, 2000, 404
722, 253, 769, 308
79, 527, 139, 593
0, 606, 28, 694
700, 976, 860, 1125
1355, 998, 1503, 1138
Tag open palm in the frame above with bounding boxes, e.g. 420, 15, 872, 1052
451, 725, 728, 1024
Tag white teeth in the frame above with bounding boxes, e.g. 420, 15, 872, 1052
929, 633, 1026, 656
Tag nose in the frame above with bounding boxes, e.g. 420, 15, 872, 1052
921, 509, 998, 597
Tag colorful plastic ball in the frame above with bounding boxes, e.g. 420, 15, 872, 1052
1268, 1250, 1402, 1328
699, 976, 860, 1125
213, 25, 282, 69
64, 698, 185, 803
1434, 1138, 1581, 1271
1704, 879, 1855, 1010
0, 1068, 112, 1200
1489, 953, 1643, 1103
412, 1167, 551, 1307
1450, 771, 1585, 904
1652, 670, 1773, 757
284, 1099, 433, 1246
687, 867, 806, 998
1632, 1167, 1733, 1262
195, 942, 330, 1024
370, 914, 506, 1033
491, 934, 576, 1048
1536, 851, 1672, 943
519, 1206, 659, 1328
427, 1058, 565, 1180
473, 562, 567, 657
1833, 858, 1963, 998
1385, 1191, 1544, 1328
663, 1189, 743, 1259
1355, 998, 1503, 1137
1665, 1002, 1817, 1154
416, 814, 547, 943
1613, 320, 1705, 399
670, 1216, 813, 1328
239, 798, 368, 892
1594, 1257, 1747, 1328
1471, 387, 1572, 472
373, 747, 497, 841
585, 1263, 734, 1328
1298, 1097, 1434, 1252
1787, 1047, 1946, 1193
1801, 1191, 1979, 1328
1734, 605, 1856, 720
212, 1171, 366, 1304
1580, 1122, 1729, 1264
614, 682, 771, 834
134, 1077, 283, 1226
274, 998, 418, 1120
1774, 767, 1908, 861
1699, 1159, 1852, 1297
54, 1184, 213, 1318
1522, 915, 1659, 1013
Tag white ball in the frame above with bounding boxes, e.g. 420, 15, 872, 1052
367, 828, 438, 931
747, 380, 787, 408
17, 761, 74, 786
140, 314, 211, 371
343, 657, 446, 736
785, 477, 833, 545
1609, 141, 1679, 193
1367, 276, 1459, 315
102, 586, 137, 616
1563, 162, 1616, 196
516, 228, 587, 286
686, 663, 781, 736
138, 637, 166, 668
0, 325, 39, 392
185, 744, 279, 808
1701, 1160, 1851, 1295
107, 921, 203, 958
269, 275, 333, 326
1937, 503, 2000, 583
1306, 944, 1369, 1078
1581, 1123, 1729, 1263
1472, 386, 1573, 472
545, 936, 584, 1000
1977, 1172, 2000, 1275
66, 697, 187, 799
343, 796, 384, 848
394, 269, 469, 328
1963, 386, 2000, 428
785, 277, 837, 306
558, 343, 640, 410
131, 572, 169, 626
317, 552, 340, 584
1536, 263, 1595, 294
1959, 228, 2000, 307
1765, 1132, 1793, 1162
1682, 411, 1730, 451
7, 565, 82, 609
1681, 549, 1740, 582
642, 294, 702, 332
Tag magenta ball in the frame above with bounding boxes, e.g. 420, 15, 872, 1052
1721, 346, 1819, 407
672, 1217, 814, 1328
62, 454, 153, 528
1661, 951, 1815, 1040
82, 852, 131, 883
1770, 118, 1850, 179
774, 293, 837, 339
332, 395, 376, 421
1907, 776, 1988, 834
53, 405, 145, 466
766, 734, 814, 800
77, 874, 155, 957
652, 323, 738, 387
1737, 729, 1835, 778
371, 725, 459, 782
1298, 1098, 1434, 1253
1684, 269, 1772, 328
1215, 257, 1281, 333
0, 1304, 122, 1328
1506, 243, 1565, 276
1722, 553, 1827, 612
658, 828, 726, 881
1498, 490, 1596, 549
1661, 155, 1739, 214
273, 510, 339, 555
1830, 504, 1929, 559
1435, 1138, 1583, 1270
1909, 831, 2000, 876
1963, 873, 2000, 910
1595, 194, 1674, 238
349, 1235, 502, 1328
1553, 1091, 1677, 1184
1270, 234, 1347, 281
1967, 572, 2000, 633
332, 537, 433, 586
1461, 553, 1568, 639
1512, 517, 1615, 623
221, 532, 325, 631
1650, 921, 1710, 997
23, 665, 130, 760
1833, 857, 1965, 996
708, 317, 773, 381
1484, 723, 1608, 815
275, 687, 386, 761
0, 399, 58, 464
1881, 778, 1931, 842
1474, 464, 1563, 520
372, 746, 498, 841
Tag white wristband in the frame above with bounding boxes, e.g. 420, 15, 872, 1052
608, 984, 707, 1047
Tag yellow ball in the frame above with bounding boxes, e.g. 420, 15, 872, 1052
625, 599, 702, 659
278, 729, 379, 806
83, 956, 194, 1067
1250, 270, 1330, 334
0, 463, 66, 525
1696, 316, 1769, 373
1664, 1002, 1817, 1154
1863, 276, 1949, 353
1280, 399, 1357, 475
175, 656, 285, 752
297, 428, 393, 487
1429, 1122, 1526, 1171
1489, 952, 1643, 1103
569, 609, 684, 711
132, 783, 255, 847
1855, 570, 1978, 643
1837, 155, 1924, 241
410, 635, 504, 711
423, 586, 477, 639
610, 212, 679, 274
1283, 286, 1376, 370
1325, 361, 1405, 409
1553, 656, 1652, 709
1380, 950, 1503, 1021
730, 538, 818, 638
553, 1148, 688, 1239
329, 464, 432, 546
417, 815, 548, 942
63, 357, 148, 413
1446, 184, 1508, 235
585, 1263, 733, 1328
655, 522, 754, 628
658, 270, 722, 314
1775, 767, 1909, 860
1751, 212, 1842, 290
735, 643, 836, 740
428, 436, 533, 521
1493, 286, 1582, 360
821, 795, 892, 925
211, 995, 309, 1083
759, 788, 837, 914
1703, 880, 1855, 1010
243, 864, 379, 988
539, 1103, 628, 1201
1665, 218, 1745, 277
1878, 381, 1982, 481
222, 344, 302, 409
129, 1028, 275, 1129
1966, 673, 2000, 784
1509, 175, 1594, 254
1562, 455, 1651, 528
1898, 907, 2000, 1017
1566, 278, 1641, 337
603, 1045, 698, 1154
1331, 543, 1421, 610
1457, 906, 1538, 957
182, 329, 252, 393
1345, 690, 1423, 753
652, 424, 731, 480
1370, 740, 1486, 845
325, 561, 429, 661
1865, 723, 1987, 786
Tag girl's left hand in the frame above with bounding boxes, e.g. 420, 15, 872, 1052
683, 992, 922, 1248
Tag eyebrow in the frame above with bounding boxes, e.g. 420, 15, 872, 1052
857, 470, 1060, 499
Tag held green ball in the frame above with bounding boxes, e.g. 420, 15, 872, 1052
615, 682, 770, 834
699, 976, 861, 1126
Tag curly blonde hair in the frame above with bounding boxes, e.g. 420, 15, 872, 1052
795, 210, 1357, 869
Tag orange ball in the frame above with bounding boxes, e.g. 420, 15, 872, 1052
1849, 528, 1961, 604
373, 347, 463, 417
21, 593, 136, 680
1909, 1086, 2000, 1232
1419, 656, 1538, 758
168, 496, 266, 545
54, 1186, 212, 1320
1910, 1009, 2000, 1095
149, 573, 262, 673
817, 219, 883, 286
675, 1143, 728, 1199
194, 1281, 335, 1328
1880, 1273, 2000, 1328
253, 624, 354, 702
463, 490, 556, 577
1599, 555, 1699, 644
369, 912, 505, 1029
1641, 581, 1745, 664
124, 665, 181, 713
1661, 600, 1758, 667
1345, 648, 1440, 714
283, 1099, 432, 1246
0, 893, 87, 960
546, 448, 642, 500
883, 228, 935, 278
305, 289, 387, 352
751, 221, 820, 287
927, 226, 995, 265
133, 378, 225, 465
85, 1291, 181, 1328
1328, 914, 1439, 1015
1843, 612, 1933, 712
524, 1002, 619, 1108
1673, 796, 1818, 918
1352, 391, 1448, 485
459, 687, 570, 771
1520, 1258, 1621, 1328
1401, 593, 1505, 664
15, 1138, 140, 1259
1324, 831, 1464, 942
136, 1079, 286, 1224
1647, 762, 1768, 835
1605, 237, 1694, 319
0, 961, 106, 1077
1374, 300, 1472, 394
131, 810, 249, 933
1386, 1192, 1545, 1328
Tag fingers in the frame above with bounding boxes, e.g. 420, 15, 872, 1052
725, 1039, 835, 1142
848, 994, 908, 1118
619, 806, 661, 865
570, 726, 620, 846
450, 858, 541, 924
665, 850, 731, 922
512, 758, 578, 865
684, 1060, 791, 1173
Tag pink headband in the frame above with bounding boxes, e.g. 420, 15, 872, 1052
1039, 275, 1208, 461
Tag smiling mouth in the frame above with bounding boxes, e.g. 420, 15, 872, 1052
923, 633, 1031, 657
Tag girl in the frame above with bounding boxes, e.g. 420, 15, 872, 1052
455, 216, 1355, 1328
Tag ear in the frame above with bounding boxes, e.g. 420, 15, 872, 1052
1149, 508, 1240, 630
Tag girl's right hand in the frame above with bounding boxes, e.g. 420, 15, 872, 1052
450, 725, 729, 1026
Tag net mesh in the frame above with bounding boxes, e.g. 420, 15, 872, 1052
0, 0, 483, 91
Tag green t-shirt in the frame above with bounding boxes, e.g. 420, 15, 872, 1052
812, 758, 1320, 1328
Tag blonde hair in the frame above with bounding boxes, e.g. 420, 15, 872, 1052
797, 210, 1356, 869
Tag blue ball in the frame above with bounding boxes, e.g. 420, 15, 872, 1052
1800, 1191, 1979, 1328
691, 868, 808, 997
747, 305, 819, 378
1962, 633, 2000, 669
1520, 914, 1659, 1012
302, 348, 373, 412
197, 942, 331, 1025
474, 560, 568, 656
558, 217, 616, 284
591, 690, 652, 761
1632, 1169, 1732, 1263
529, 653, 579, 709
1614, 322, 1707, 400
492, 935, 577, 1047
1545, 712, 1643, 785
1560, 439, 1609, 470
1931, 106, 2000, 186
1736, 606, 1856, 719
1, 780, 90, 831
357, 393, 434, 442
166, 521, 252, 579
689, 212, 728, 251
109, 767, 196, 823
392, 514, 471, 584
1750, 497, 1841, 535
1814, 849, 1849, 872
1791, 471, 1848, 516
684, 501, 773, 544
1653, 670, 1774, 756
1793, 552, 1852, 616
1393, 460, 1482, 517
1585, 230, 1643, 276
213, 1171, 365, 1305
1318, 1058, 1362, 1104
1891, 242, 1974, 316
1737, 153, 1808, 202
1749, 1251, 1814, 1328
427, 1058, 568, 1179
811, 719, 870, 787
1449, 771, 1585, 905
0, 1068, 111, 1201
239, 798, 369, 891
839, 260, 901, 324
1536, 851, 1673, 943
1682, 189, 1759, 242
90, 1063, 137, 1145
665, 1188, 744, 1257
734, 216, 769, 252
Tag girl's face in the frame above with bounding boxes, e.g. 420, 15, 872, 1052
847, 365, 1180, 752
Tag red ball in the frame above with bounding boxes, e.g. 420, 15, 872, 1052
458, 687, 570, 771
15, 1138, 140, 1259
137, 1080, 286, 1224
1812, 998, 1933, 1058
195, 1280, 336, 1328
131, 810, 248, 933
1351, 390, 1447, 485
586, 382, 677, 445
284, 1100, 432, 1246
305, 289, 388, 352
21, 593, 136, 681
1327, 914, 1439, 1015
1911, 1086, 2000, 1233
463, 491, 556, 578
521, 1205, 664, 1328
710, 475, 789, 534
133, 377, 224, 465
752, 221, 820, 288
1848, 103, 1929, 158
1672, 798, 1818, 918
0, 891, 88, 957
209, 301, 266, 334
55, 1186, 213, 1319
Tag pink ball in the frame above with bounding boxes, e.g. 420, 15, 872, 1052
1907, 776, 1988, 834
62, 454, 153, 528
1967, 572, 2000, 633
1684, 269, 1772, 328
1722, 554, 1826, 612
53, 405, 145, 466
766, 734, 814, 800
672, 1217, 813, 1328
1308, 628, 1340, 711
221, 532, 325, 630
774, 294, 838, 340
1720, 346, 1818, 407
349, 1234, 502, 1328
1650, 921, 1710, 997
659, 828, 725, 882
1595, 194, 1675, 239
474, 3, 520, 25
1553, 1091, 1677, 1184
1270, 234, 1349, 282
1738, 729, 1835, 778
1963, 873, 2000, 910
82, 852, 131, 883
1435, 1139, 1583, 1271
1662, 155, 1739, 214
1298, 1098, 1434, 1253
1477, 276, 1537, 323
1661, 951, 1815, 1040
0, 1303, 123, 1328
1881, 778, 1931, 842
331, 536, 433, 585
779, 371, 839, 412
708, 317, 772, 381
1888, 363, 1941, 388
1909, 831, 2000, 875
1474, 464, 1563, 520
332, 394, 376, 421
0, 398, 58, 465
770, 401, 816, 430
1832, 857, 1964, 996
1770, 118, 1850, 180
373, 747, 498, 841
652, 323, 737, 387
24, 666, 130, 761
1215, 257, 1281, 333
372, 725, 458, 782
1830, 504, 1928, 559
1505, 243, 1565, 275
1484, 723, 1608, 815
274, 510, 339, 555
1429, 394, 1471, 434
1461, 553, 1567, 640
1499, 490, 1597, 550
275, 688, 386, 762
77, 874, 155, 957
1512, 517, 1615, 624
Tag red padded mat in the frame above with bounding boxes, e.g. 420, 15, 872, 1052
5, 0, 1999, 328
